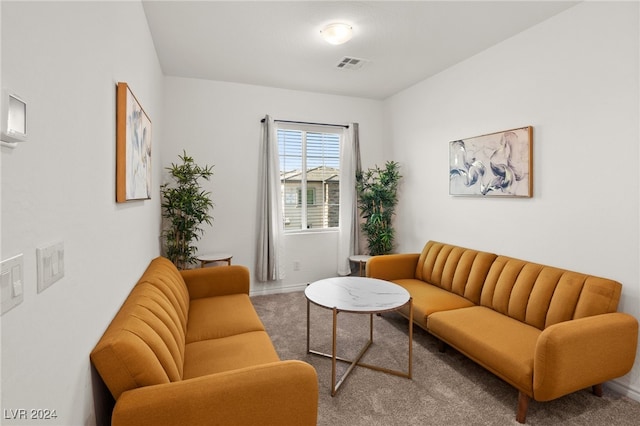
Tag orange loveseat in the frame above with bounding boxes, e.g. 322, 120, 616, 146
91, 257, 318, 426
367, 241, 638, 423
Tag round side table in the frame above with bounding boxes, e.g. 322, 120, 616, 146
349, 255, 372, 276
197, 252, 233, 268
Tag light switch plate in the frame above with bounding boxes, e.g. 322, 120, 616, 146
1, 254, 24, 315
37, 241, 64, 293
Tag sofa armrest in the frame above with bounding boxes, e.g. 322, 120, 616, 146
366, 253, 420, 281
112, 360, 318, 426
181, 265, 250, 299
533, 312, 638, 401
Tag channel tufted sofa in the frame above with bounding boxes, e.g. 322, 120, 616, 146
91, 257, 318, 426
367, 241, 638, 423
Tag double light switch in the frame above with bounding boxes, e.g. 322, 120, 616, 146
1, 254, 24, 315
36, 241, 64, 293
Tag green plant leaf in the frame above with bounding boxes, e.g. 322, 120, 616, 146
160, 150, 215, 269
356, 161, 401, 256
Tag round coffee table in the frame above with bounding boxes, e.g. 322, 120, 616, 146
305, 276, 413, 396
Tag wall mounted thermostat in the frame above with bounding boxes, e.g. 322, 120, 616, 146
1, 90, 27, 148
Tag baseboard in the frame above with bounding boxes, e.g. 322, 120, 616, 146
250, 282, 307, 296
606, 379, 640, 402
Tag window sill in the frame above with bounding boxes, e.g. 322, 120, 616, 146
284, 228, 339, 236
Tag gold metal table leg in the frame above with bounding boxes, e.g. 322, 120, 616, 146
306, 297, 310, 354
408, 297, 413, 379
331, 307, 337, 395
307, 301, 413, 396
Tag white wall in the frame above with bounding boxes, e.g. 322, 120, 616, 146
1, 2, 163, 425
0, 1, 4, 416
386, 1, 640, 398
162, 77, 386, 294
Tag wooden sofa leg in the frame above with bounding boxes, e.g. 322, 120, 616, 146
592, 383, 603, 397
516, 392, 529, 424
436, 339, 447, 353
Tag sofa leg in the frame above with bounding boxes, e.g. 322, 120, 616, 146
516, 391, 529, 424
592, 383, 603, 397
436, 339, 447, 353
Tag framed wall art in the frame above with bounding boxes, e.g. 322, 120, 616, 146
116, 82, 152, 203
449, 126, 532, 197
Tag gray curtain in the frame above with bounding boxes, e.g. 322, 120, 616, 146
256, 115, 284, 282
337, 123, 362, 275
352, 123, 362, 255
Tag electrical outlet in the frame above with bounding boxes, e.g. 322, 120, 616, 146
37, 241, 64, 293
293, 261, 301, 271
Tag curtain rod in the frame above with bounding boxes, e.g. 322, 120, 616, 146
260, 118, 349, 129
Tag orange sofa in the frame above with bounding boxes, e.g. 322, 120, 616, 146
367, 241, 638, 423
91, 257, 318, 426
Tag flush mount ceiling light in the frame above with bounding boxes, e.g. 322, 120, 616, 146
320, 23, 353, 45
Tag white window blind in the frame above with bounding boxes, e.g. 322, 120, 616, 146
278, 126, 341, 231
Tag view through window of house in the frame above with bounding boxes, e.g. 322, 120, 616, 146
278, 126, 341, 231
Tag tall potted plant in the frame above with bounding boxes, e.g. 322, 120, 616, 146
356, 161, 401, 256
161, 151, 214, 270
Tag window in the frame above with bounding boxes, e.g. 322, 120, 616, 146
297, 188, 316, 206
278, 125, 341, 231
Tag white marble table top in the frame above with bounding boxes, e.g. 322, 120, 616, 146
305, 276, 410, 313
349, 255, 372, 262
196, 252, 233, 262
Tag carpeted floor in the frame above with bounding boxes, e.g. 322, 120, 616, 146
251, 291, 640, 426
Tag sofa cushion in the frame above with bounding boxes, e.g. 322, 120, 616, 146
186, 293, 266, 343
90, 256, 193, 400
414, 241, 497, 304
392, 279, 474, 329
183, 331, 280, 379
480, 256, 622, 330
573, 276, 622, 318
142, 257, 191, 332
428, 306, 541, 393
90, 288, 185, 400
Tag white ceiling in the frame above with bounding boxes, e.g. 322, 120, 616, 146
142, 1, 579, 100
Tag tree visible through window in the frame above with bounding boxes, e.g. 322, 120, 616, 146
278, 126, 341, 231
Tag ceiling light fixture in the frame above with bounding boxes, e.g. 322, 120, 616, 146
321, 23, 353, 45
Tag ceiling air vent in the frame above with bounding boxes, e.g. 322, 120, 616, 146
336, 56, 368, 70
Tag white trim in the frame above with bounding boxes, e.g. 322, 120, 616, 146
250, 282, 307, 297
606, 380, 640, 402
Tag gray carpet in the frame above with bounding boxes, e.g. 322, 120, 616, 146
251, 291, 640, 426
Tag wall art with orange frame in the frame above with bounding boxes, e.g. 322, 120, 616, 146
116, 82, 152, 203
